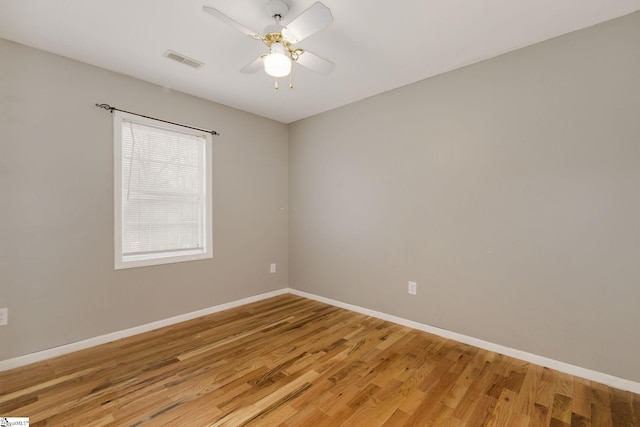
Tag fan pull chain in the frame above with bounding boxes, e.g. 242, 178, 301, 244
289, 66, 294, 89
274, 79, 279, 90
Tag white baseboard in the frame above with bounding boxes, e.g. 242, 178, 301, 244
288, 289, 640, 394
0, 289, 288, 372
2, 287, 639, 394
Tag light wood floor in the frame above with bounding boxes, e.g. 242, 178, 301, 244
1, 294, 639, 426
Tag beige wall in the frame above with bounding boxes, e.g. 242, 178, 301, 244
289, 12, 640, 382
0, 38, 289, 360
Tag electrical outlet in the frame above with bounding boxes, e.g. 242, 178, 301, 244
0, 308, 8, 326
408, 281, 417, 295
270, 263, 276, 273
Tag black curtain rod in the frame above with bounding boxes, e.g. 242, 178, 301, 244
95, 103, 220, 136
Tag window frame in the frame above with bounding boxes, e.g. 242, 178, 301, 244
113, 111, 213, 270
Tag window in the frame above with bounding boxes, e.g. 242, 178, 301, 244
114, 111, 212, 269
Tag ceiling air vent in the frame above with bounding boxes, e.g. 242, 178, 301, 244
163, 50, 204, 69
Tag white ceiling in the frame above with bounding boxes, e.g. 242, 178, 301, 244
1, 0, 639, 123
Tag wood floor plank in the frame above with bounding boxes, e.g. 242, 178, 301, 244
511, 363, 540, 420
381, 408, 411, 426
572, 378, 593, 420
486, 388, 517, 427
531, 402, 552, 427
633, 392, 640, 426
535, 378, 558, 409
551, 393, 573, 424
591, 381, 614, 427
610, 388, 635, 427
467, 394, 499, 427
0, 294, 638, 426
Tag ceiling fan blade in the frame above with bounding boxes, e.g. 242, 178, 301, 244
241, 56, 265, 73
202, 6, 263, 40
282, 2, 333, 43
295, 50, 335, 75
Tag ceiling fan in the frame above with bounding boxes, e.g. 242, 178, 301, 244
203, 0, 335, 89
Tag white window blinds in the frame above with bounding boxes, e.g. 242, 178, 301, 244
114, 111, 212, 269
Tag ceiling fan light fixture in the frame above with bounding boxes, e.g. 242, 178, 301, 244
264, 42, 292, 77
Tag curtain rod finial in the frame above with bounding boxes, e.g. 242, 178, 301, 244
95, 103, 114, 112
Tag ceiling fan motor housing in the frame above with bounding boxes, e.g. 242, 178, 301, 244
264, 23, 285, 38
